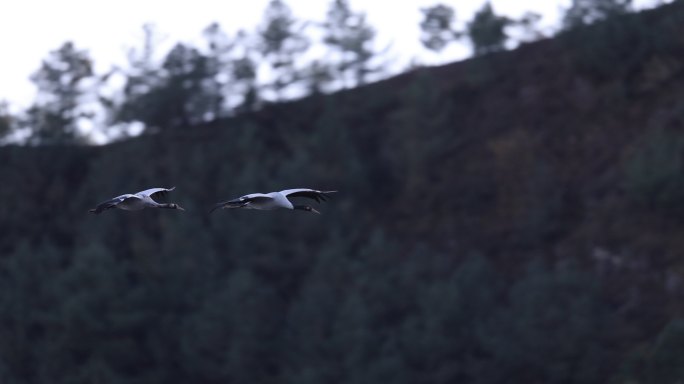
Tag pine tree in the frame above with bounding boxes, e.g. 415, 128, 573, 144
24, 42, 94, 145
160, 43, 221, 126
323, 0, 380, 87
115, 24, 165, 132
257, 0, 309, 101
302, 60, 334, 95
419, 4, 460, 52
466, 2, 510, 56
202, 22, 236, 118
0, 101, 14, 140
563, 0, 633, 29
117, 38, 222, 131
232, 30, 261, 113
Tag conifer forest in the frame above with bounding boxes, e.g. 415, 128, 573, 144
0, 0, 683, 382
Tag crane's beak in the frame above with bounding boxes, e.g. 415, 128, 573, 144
310, 207, 321, 215
176, 205, 185, 211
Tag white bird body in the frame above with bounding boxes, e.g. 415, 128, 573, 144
212, 188, 336, 214
230, 192, 291, 210
109, 194, 145, 211
90, 187, 184, 214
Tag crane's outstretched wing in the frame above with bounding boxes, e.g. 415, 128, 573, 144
280, 189, 337, 203
89, 194, 139, 214
135, 187, 176, 199
210, 193, 273, 213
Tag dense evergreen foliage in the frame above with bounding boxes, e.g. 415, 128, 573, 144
466, 2, 509, 56
1, 1, 684, 383
563, 0, 633, 29
23, 42, 94, 145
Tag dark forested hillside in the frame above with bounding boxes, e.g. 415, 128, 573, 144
2, 2, 684, 383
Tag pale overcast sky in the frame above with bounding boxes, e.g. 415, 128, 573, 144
0, 0, 662, 109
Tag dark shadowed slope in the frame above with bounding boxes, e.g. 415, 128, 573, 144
1, 2, 684, 382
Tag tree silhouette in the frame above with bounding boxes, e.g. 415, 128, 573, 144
323, 0, 380, 87
419, 4, 460, 52
563, 0, 633, 29
302, 60, 334, 95
115, 24, 165, 132
24, 42, 94, 145
466, 2, 510, 56
232, 30, 261, 113
117, 41, 221, 131
201, 22, 235, 118
257, 0, 309, 101
160, 43, 221, 126
0, 101, 13, 140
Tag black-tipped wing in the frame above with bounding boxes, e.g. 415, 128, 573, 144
89, 194, 139, 214
209, 199, 247, 213
210, 194, 273, 213
279, 189, 337, 203
135, 187, 175, 200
